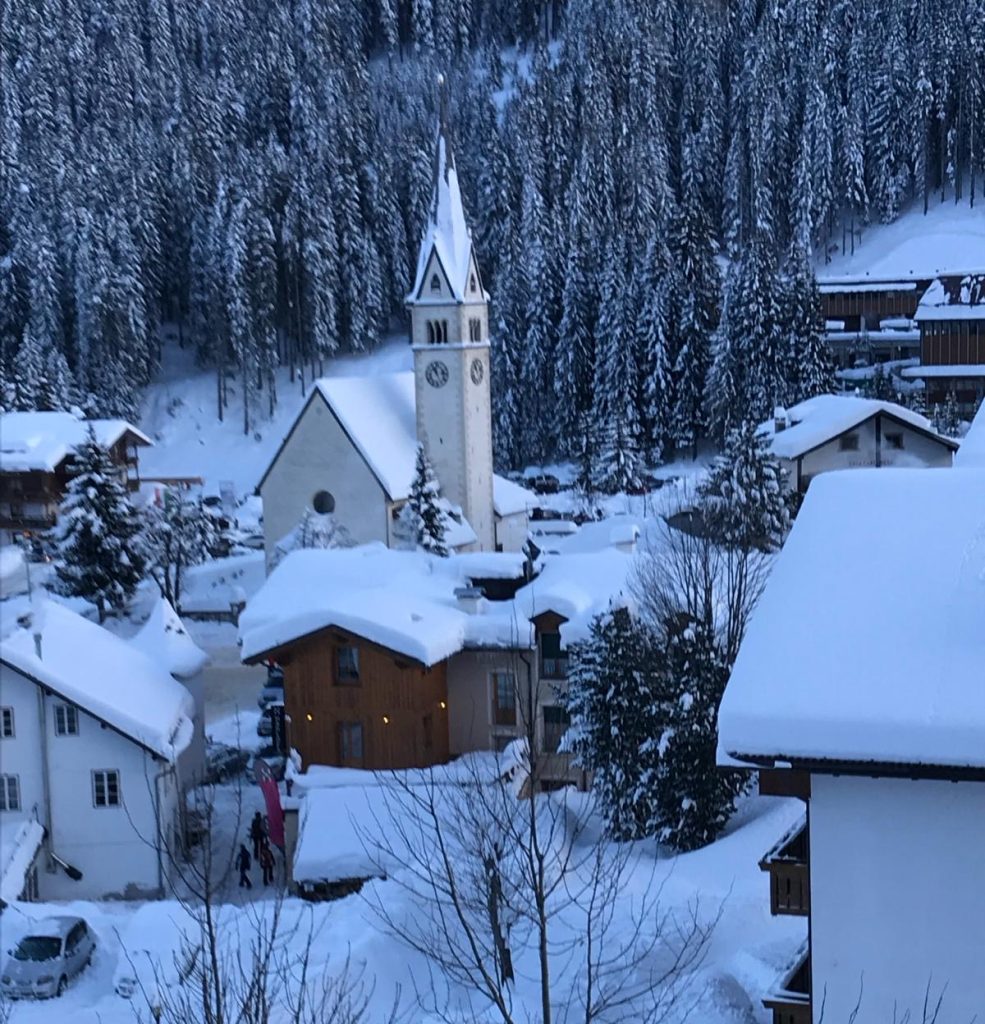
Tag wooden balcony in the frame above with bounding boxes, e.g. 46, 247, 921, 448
759, 816, 809, 916
763, 945, 811, 1024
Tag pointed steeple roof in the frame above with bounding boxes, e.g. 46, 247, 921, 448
408, 76, 480, 304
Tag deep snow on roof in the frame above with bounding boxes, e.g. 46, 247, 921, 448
955, 401, 985, 469
0, 412, 151, 473
762, 394, 948, 459
239, 544, 533, 665
315, 374, 419, 500
240, 540, 637, 664
0, 817, 44, 905
913, 275, 985, 322
308, 371, 528, 510
1, 601, 194, 759
815, 198, 985, 283
132, 598, 210, 679
718, 469, 985, 770
409, 131, 475, 303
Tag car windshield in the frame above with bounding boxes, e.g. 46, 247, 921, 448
13, 936, 62, 961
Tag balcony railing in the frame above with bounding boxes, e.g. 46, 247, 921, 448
763, 944, 811, 1024
759, 816, 809, 916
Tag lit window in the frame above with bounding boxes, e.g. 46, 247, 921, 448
0, 707, 12, 738
839, 433, 860, 452
55, 703, 79, 736
336, 645, 360, 684
93, 770, 121, 808
0, 775, 20, 811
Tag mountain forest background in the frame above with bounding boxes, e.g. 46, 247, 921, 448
1, 0, 982, 468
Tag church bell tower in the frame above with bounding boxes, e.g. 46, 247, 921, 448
407, 79, 494, 551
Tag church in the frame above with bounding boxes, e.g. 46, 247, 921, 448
258, 110, 533, 564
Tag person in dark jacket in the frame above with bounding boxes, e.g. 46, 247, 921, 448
259, 841, 275, 886
237, 844, 253, 889
249, 812, 266, 859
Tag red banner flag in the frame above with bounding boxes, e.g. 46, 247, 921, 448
253, 758, 285, 849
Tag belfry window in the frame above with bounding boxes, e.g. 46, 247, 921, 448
470, 274, 477, 293
426, 320, 448, 344
469, 318, 482, 342
430, 273, 441, 293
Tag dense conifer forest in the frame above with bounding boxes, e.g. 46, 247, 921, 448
1, 0, 982, 465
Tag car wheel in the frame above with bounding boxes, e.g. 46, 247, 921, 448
57, 975, 67, 996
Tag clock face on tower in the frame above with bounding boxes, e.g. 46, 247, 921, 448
425, 360, 449, 388
470, 358, 484, 385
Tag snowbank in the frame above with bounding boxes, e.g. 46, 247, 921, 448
1, 600, 195, 760
955, 401, 985, 468
180, 552, 265, 614
0, 817, 44, 904
132, 597, 210, 678
719, 468, 985, 770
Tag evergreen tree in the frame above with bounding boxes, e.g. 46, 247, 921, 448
142, 489, 221, 608
778, 247, 834, 405
699, 421, 792, 551
399, 444, 449, 556
271, 505, 354, 568
933, 390, 962, 437
651, 619, 746, 853
562, 609, 665, 841
54, 427, 145, 621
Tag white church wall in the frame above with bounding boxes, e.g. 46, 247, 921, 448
262, 394, 390, 565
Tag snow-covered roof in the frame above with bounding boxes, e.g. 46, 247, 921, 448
913, 275, 985, 322
718, 468, 985, 772
408, 129, 478, 304
270, 371, 528, 513
1, 601, 195, 760
815, 198, 985, 283
900, 364, 985, 379
493, 474, 535, 517
240, 540, 637, 664
761, 394, 955, 459
132, 598, 210, 679
239, 544, 533, 666
314, 374, 418, 500
955, 401, 985, 469
514, 549, 636, 647
0, 817, 44, 905
0, 412, 151, 473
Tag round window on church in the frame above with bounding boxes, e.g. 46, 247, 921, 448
312, 490, 336, 514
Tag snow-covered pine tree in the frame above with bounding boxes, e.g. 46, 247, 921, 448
54, 426, 145, 621
699, 420, 792, 552
142, 489, 221, 608
635, 239, 672, 463
11, 329, 46, 411
933, 390, 962, 437
562, 608, 665, 840
400, 444, 448, 556
572, 410, 602, 518
778, 246, 834, 406
271, 505, 355, 568
652, 619, 746, 852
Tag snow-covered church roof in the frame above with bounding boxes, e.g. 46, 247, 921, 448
760, 394, 956, 460
276, 371, 533, 514
718, 468, 985, 773
0, 411, 151, 473
407, 117, 483, 304
1, 601, 194, 760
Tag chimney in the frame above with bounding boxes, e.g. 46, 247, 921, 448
454, 586, 485, 615
774, 405, 788, 432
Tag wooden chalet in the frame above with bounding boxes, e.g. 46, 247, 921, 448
0, 413, 150, 542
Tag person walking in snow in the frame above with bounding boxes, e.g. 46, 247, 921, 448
237, 844, 253, 889
249, 811, 266, 859
259, 841, 275, 886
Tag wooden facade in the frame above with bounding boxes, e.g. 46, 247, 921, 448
920, 320, 985, 365
820, 283, 926, 329
277, 627, 450, 771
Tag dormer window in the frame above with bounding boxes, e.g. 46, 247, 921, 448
470, 274, 477, 293
430, 274, 441, 294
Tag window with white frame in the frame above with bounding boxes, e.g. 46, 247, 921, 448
93, 770, 121, 808
54, 703, 79, 736
0, 775, 20, 811
0, 707, 13, 738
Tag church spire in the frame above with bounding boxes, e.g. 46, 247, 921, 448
408, 75, 480, 304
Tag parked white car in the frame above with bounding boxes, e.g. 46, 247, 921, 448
0, 916, 95, 999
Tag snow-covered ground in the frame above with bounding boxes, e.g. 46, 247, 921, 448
0, 789, 804, 1024
816, 196, 985, 281
139, 336, 413, 497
